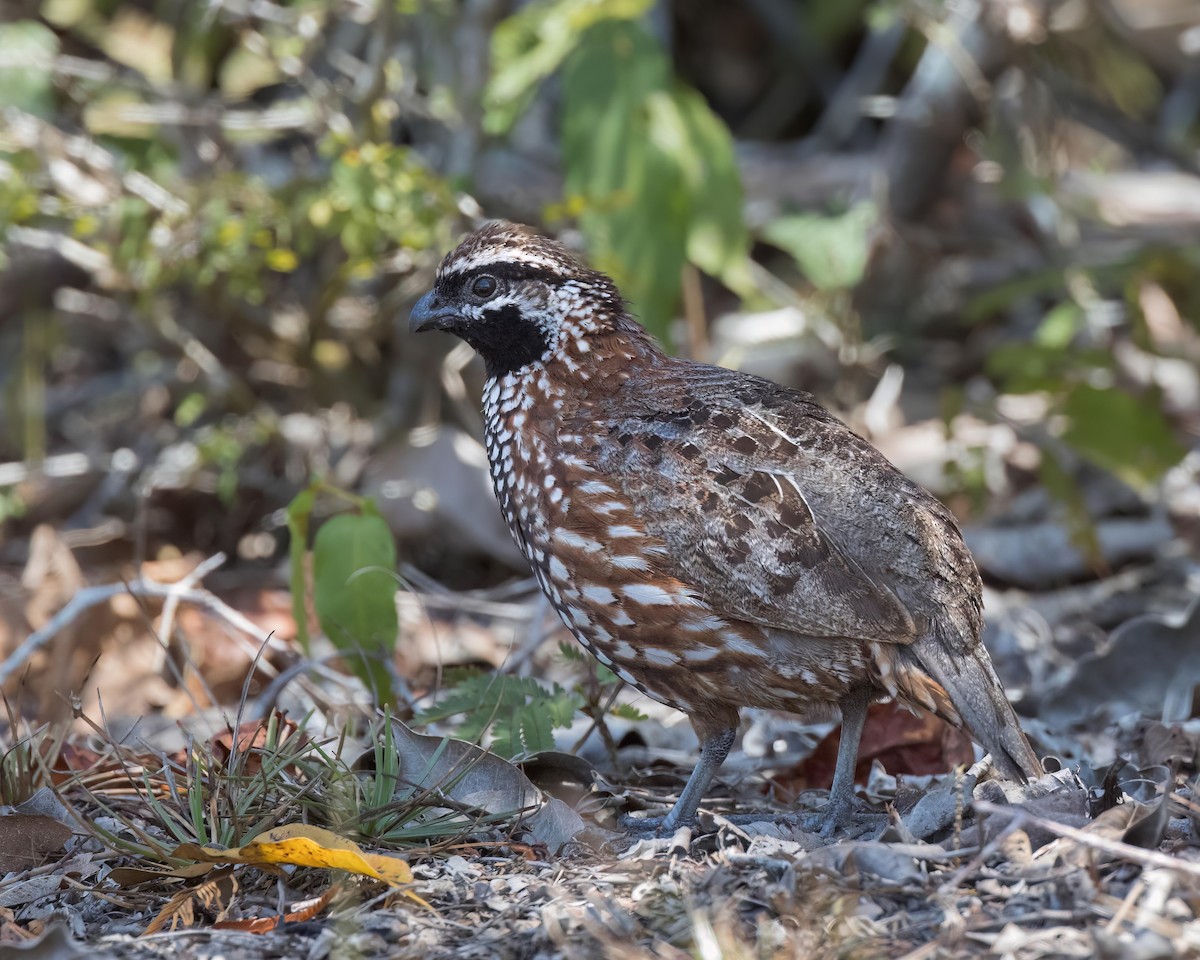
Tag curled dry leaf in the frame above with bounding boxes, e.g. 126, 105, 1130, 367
804, 840, 926, 885
212, 886, 339, 933
384, 718, 586, 852
142, 865, 237, 936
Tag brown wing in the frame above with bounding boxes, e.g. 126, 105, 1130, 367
585, 364, 979, 647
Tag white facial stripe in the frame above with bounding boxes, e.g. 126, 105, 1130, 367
442, 250, 567, 278
469, 293, 519, 316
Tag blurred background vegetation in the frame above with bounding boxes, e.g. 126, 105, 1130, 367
1, 0, 1198, 724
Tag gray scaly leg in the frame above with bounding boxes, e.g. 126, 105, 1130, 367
661, 725, 737, 832
619, 724, 737, 837
818, 684, 872, 836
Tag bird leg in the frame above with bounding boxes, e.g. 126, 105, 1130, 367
663, 725, 736, 831
623, 724, 737, 836
811, 683, 873, 837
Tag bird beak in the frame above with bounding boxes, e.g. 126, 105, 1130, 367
409, 290, 459, 333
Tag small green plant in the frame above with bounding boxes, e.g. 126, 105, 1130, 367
412, 646, 647, 760
70, 707, 493, 868
414, 670, 583, 758
556, 642, 647, 724
325, 713, 518, 844
287, 481, 400, 705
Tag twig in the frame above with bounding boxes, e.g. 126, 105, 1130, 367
937, 814, 1026, 891
397, 591, 532, 622
155, 552, 229, 656
680, 264, 708, 360
0, 561, 287, 686
974, 800, 1200, 880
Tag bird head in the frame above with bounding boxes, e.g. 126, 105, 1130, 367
409, 221, 631, 377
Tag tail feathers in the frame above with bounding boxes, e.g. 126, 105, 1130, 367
903, 633, 1042, 783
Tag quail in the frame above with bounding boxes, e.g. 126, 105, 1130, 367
410, 221, 1042, 835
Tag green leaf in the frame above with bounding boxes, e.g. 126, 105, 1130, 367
484, 0, 654, 135
984, 343, 1069, 394
496, 704, 555, 757
285, 486, 316, 653
492, 15, 750, 337
986, 342, 1115, 395
662, 87, 753, 297
1060, 384, 1186, 490
1034, 302, 1082, 349
562, 21, 682, 337
562, 21, 749, 337
609, 703, 648, 722
313, 512, 399, 703
0, 22, 58, 116
762, 202, 876, 291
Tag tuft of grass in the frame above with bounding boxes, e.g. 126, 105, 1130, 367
58, 700, 519, 875
0, 697, 70, 807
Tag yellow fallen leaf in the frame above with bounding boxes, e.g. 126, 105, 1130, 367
170, 824, 428, 906
239, 824, 414, 885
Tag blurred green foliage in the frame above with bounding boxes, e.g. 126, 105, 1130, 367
489, 1, 751, 336
414, 647, 645, 758
0, 0, 1194, 568
485, 0, 656, 134
985, 270, 1191, 492
0, 22, 59, 115
762, 203, 875, 292
1061, 383, 1185, 491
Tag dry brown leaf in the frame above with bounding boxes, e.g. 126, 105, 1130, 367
0, 813, 71, 868
382, 718, 585, 851
213, 885, 340, 933
142, 865, 237, 936
107, 862, 214, 887
208, 710, 302, 775
796, 701, 975, 789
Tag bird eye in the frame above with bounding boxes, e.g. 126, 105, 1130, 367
471, 274, 498, 300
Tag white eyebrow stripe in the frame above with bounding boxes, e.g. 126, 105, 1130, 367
442, 251, 567, 276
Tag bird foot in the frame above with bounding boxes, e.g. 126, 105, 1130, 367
618, 813, 693, 836
796, 795, 886, 841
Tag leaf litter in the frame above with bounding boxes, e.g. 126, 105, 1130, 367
4, 442, 1200, 958
2, 436, 1200, 957
8, 596, 1200, 959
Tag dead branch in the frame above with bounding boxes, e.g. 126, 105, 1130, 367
0, 553, 287, 687
974, 799, 1200, 881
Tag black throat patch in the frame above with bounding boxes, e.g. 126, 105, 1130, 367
463, 304, 552, 377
